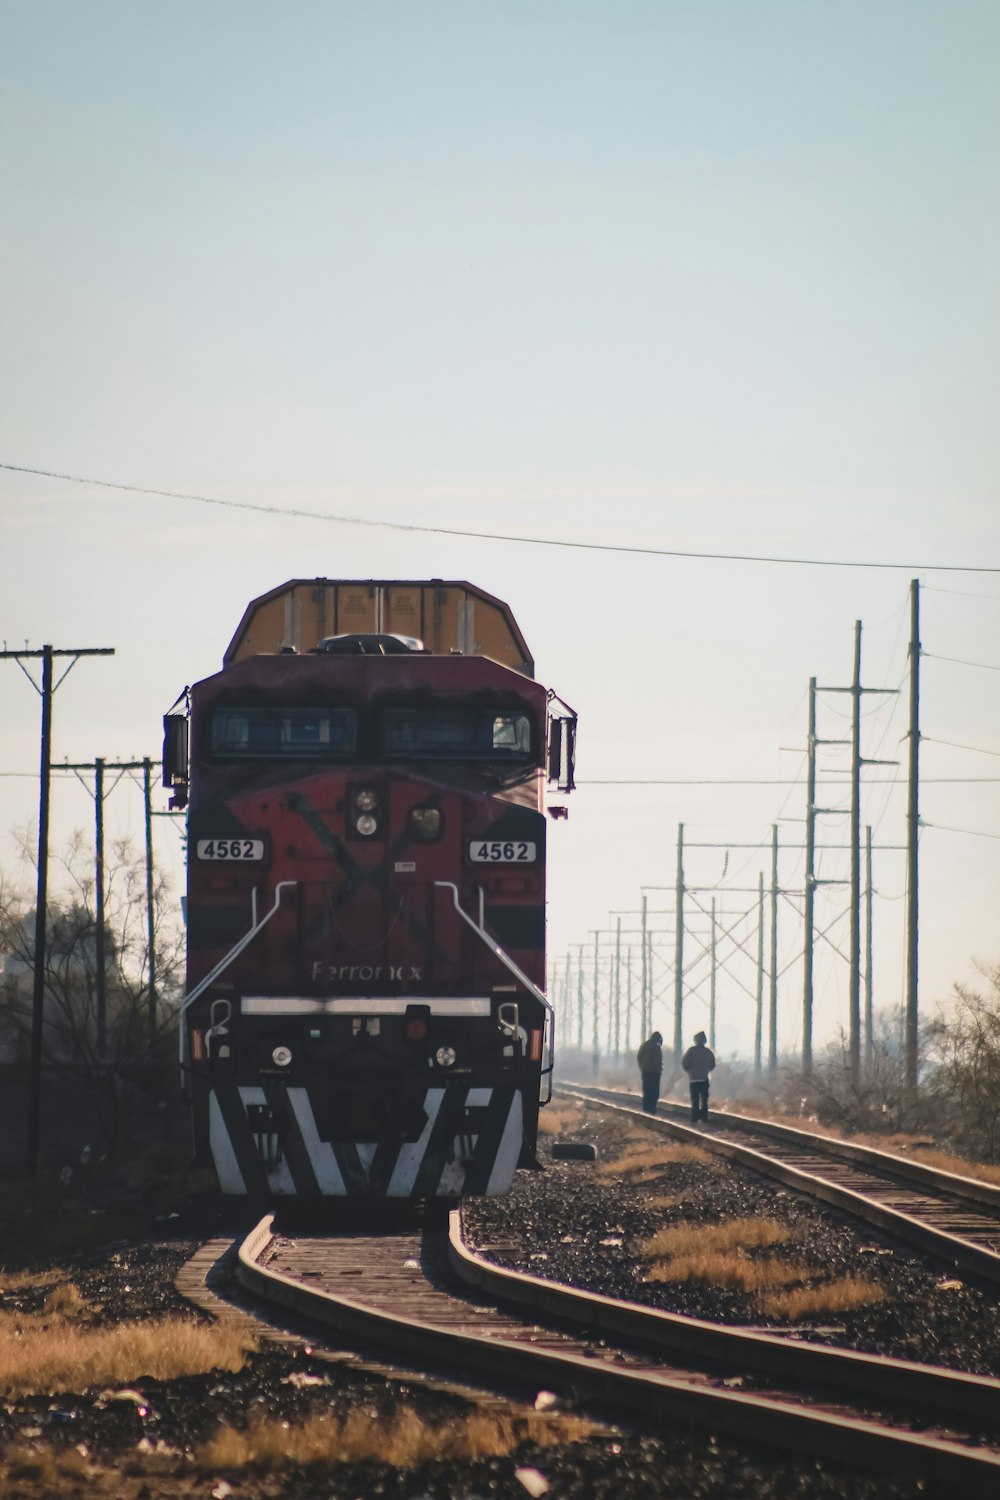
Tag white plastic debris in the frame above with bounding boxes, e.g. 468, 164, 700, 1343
515, 1467, 551, 1496
533, 1390, 559, 1412
211, 1482, 236, 1499
282, 1371, 330, 1389
100, 1388, 147, 1407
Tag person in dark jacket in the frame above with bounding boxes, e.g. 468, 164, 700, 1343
636, 1031, 663, 1114
681, 1030, 716, 1122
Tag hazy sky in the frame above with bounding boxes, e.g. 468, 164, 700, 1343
2, 1, 997, 1064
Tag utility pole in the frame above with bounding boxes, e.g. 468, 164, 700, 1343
850, 621, 862, 1083
95, 759, 106, 1055
64, 756, 162, 1059
802, 677, 817, 1072
143, 757, 158, 1048
576, 944, 585, 1053
1, 644, 115, 1175
591, 930, 600, 1072
640, 895, 649, 1039
865, 825, 873, 1065
710, 896, 717, 1052
818, 627, 897, 1084
626, 946, 633, 1052
754, 872, 764, 1077
905, 579, 921, 1092
673, 823, 685, 1061
613, 916, 622, 1057
769, 825, 779, 1075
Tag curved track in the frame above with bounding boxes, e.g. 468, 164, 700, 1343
219, 1210, 1000, 1494
560, 1081, 1000, 1284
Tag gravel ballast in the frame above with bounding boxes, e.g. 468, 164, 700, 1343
465, 1103, 1000, 1378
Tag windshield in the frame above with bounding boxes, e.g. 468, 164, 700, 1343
379, 706, 532, 761
210, 706, 358, 759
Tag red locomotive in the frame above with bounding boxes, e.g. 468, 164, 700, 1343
163, 580, 575, 1198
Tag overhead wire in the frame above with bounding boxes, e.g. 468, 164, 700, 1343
2, 461, 999, 574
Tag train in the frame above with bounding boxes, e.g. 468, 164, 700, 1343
163, 579, 576, 1199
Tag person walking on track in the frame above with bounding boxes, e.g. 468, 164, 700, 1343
682, 1030, 716, 1123
636, 1031, 663, 1115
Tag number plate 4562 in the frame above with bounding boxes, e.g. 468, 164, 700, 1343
196, 838, 265, 861
468, 840, 537, 864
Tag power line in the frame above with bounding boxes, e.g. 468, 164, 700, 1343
925, 821, 1000, 842
924, 585, 1000, 602
924, 652, 1000, 672
577, 777, 1000, 785
925, 737, 1000, 760
2, 461, 999, 574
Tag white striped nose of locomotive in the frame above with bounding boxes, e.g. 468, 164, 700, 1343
208, 1084, 523, 1198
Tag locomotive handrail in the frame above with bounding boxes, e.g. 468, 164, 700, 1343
434, 880, 555, 1103
178, 880, 298, 1063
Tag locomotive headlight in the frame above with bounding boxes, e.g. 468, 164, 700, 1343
434, 1045, 457, 1068
271, 1045, 293, 1067
354, 788, 378, 812
355, 812, 379, 837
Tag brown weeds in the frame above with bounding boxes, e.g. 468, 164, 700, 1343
761, 1276, 886, 1319
597, 1142, 713, 1179
196, 1406, 596, 1471
646, 1251, 811, 1291
0, 1312, 252, 1396
639, 1216, 789, 1259
537, 1103, 585, 1136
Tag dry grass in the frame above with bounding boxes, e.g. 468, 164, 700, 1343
637, 1214, 884, 1316
2, 1443, 94, 1489
197, 1406, 597, 1471
761, 1276, 886, 1319
42, 1281, 86, 1317
729, 1103, 1000, 1188
0, 1266, 70, 1293
537, 1102, 585, 1136
646, 1251, 811, 1291
643, 1193, 685, 1210
875, 1141, 1000, 1187
597, 1142, 713, 1179
639, 1216, 789, 1260
0, 1311, 253, 1396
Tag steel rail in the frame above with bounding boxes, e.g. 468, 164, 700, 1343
449, 1210, 1000, 1424
558, 1083, 1000, 1285
564, 1080, 1000, 1211
232, 1214, 1000, 1494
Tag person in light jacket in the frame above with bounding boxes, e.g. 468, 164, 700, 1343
681, 1030, 716, 1123
636, 1031, 663, 1115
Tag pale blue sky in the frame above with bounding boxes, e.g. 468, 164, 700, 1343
1, 1, 997, 1061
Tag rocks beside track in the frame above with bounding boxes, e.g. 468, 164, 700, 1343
464, 1103, 1000, 1379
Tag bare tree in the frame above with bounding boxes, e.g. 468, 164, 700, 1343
924, 963, 1000, 1162
780, 1016, 927, 1136
0, 827, 184, 1160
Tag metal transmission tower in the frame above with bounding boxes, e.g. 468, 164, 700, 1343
1, 643, 115, 1174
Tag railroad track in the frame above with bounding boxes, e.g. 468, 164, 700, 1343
219, 1208, 1000, 1494
560, 1081, 1000, 1284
